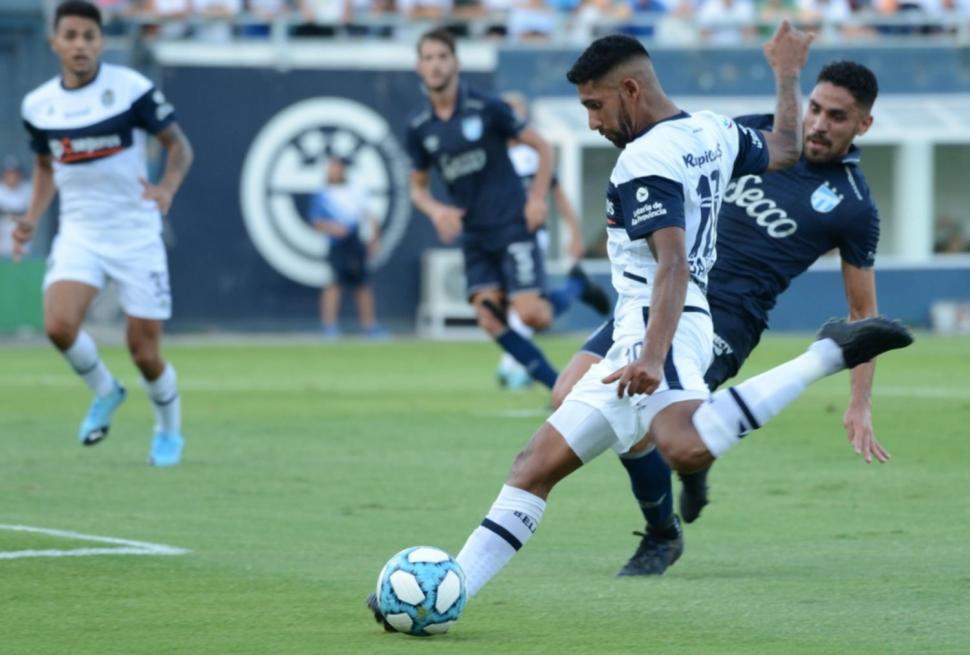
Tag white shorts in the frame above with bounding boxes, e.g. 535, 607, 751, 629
548, 310, 714, 461
44, 233, 172, 320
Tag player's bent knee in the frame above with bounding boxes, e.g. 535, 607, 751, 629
44, 317, 79, 350
126, 337, 161, 372
654, 432, 713, 473
510, 300, 551, 330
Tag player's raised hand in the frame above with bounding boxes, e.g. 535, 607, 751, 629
524, 195, 548, 232
11, 217, 36, 262
844, 402, 890, 463
763, 20, 813, 78
602, 358, 663, 398
139, 177, 174, 216
430, 205, 464, 244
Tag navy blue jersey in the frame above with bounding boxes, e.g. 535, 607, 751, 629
406, 85, 528, 247
711, 114, 880, 332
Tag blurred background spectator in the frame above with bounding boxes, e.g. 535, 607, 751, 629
696, 0, 757, 44
0, 156, 31, 260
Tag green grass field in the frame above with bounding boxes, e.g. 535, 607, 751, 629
1, 333, 968, 654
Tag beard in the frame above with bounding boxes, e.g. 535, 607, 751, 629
425, 71, 454, 94
804, 132, 841, 163
603, 103, 637, 149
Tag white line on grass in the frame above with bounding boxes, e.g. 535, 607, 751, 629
0, 524, 188, 560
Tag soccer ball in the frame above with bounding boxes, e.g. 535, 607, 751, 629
375, 546, 467, 636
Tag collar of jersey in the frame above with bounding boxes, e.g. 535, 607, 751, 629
630, 109, 691, 142
427, 82, 468, 122
801, 143, 861, 171
60, 63, 102, 92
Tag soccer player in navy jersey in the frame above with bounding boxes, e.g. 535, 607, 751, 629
495, 91, 588, 390
14, 1, 193, 466
552, 61, 891, 576
405, 28, 609, 390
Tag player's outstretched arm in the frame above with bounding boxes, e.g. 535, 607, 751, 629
761, 20, 813, 171
142, 123, 194, 216
841, 261, 889, 463
11, 154, 55, 262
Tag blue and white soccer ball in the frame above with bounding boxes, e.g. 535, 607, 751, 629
375, 546, 467, 636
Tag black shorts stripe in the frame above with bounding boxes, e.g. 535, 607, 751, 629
481, 518, 522, 551
682, 306, 711, 317
641, 306, 710, 322
622, 271, 647, 284
664, 346, 683, 391
728, 387, 760, 431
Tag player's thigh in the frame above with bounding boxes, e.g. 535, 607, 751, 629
43, 280, 100, 340
42, 237, 105, 338
550, 344, 651, 458
551, 352, 602, 410
507, 421, 586, 498
648, 399, 712, 472
499, 238, 545, 299
103, 236, 172, 322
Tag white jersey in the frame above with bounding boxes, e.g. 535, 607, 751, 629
21, 63, 176, 245
604, 110, 768, 342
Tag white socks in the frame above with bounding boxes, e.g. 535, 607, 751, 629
142, 364, 181, 435
500, 311, 535, 373
457, 485, 546, 599
693, 338, 845, 458
62, 331, 115, 397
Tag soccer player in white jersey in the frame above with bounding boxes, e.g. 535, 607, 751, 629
13, 1, 194, 467
366, 23, 913, 627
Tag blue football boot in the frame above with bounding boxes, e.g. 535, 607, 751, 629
148, 432, 184, 467
78, 381, 127, 446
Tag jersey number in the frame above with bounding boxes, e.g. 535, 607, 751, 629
690, 170, 721, 262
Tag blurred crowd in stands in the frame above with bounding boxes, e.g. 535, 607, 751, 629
49, 0, 969, 43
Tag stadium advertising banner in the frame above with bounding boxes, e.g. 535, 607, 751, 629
156, 44, 495, 330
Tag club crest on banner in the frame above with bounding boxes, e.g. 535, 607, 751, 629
239, 97, 411, 287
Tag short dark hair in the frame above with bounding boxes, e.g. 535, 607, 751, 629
566, 35, 650, 85
55, 0, 103, 31
816, 61, 879, 111
417, 27, 456, 57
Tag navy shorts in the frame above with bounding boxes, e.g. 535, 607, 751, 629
462, 235, 546, 299
579, 305, 764, 391
703, 303, 762, 390
329, 237, 368, 287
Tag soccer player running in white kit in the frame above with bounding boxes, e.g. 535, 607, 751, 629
13, 1, 194, 467
366, 22, 913, 626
